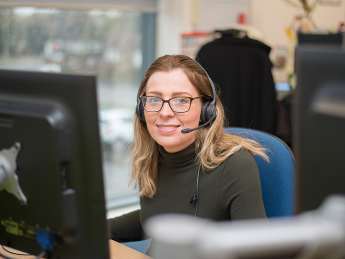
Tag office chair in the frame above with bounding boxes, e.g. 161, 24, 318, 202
224, 127, 295, 217
122, 127, 295, 254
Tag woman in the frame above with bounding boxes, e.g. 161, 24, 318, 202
109, 55, 268, 253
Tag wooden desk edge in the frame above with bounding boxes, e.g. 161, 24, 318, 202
0, 241, 152, 259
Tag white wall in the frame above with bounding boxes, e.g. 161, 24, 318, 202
193, 0, 250, 32
156, 0, 184, 57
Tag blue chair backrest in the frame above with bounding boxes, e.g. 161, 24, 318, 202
225, 127, 295, 217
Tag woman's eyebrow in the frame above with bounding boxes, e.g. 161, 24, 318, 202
146, 91, 162, 96
146, 91, 192, 96
172, 92, 192, 96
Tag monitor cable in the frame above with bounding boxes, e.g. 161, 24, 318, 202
1, 245, 46, 259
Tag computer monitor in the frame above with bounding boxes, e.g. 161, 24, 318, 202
294, 46, 345, 213
0, 69, 110, 259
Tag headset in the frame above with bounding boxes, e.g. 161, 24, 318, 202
135, 60, 218, 134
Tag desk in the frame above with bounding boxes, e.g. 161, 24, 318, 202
0, 241, 152, 259
109, 240, 152, 259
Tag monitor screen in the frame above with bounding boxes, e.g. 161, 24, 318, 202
275, 82, 291, 92
294, 46, 345, 213
0, 69, 110, 259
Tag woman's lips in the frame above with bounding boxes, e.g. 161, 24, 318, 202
157, 125, 180, 133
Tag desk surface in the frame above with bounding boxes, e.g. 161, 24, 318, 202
0, 241, 152, 259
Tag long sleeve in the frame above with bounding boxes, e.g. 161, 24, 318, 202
221, 149, 267, 220
107, 209, 144, 242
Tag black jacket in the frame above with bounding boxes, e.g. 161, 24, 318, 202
196, 33, 278, 134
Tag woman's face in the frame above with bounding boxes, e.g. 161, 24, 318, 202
144, 69, 203, 153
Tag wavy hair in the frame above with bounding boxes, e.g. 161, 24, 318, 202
130, 55, 268, 198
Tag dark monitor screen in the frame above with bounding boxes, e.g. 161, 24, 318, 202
297, 31, 343, 46
0, 69, 110, 259
294, 46, 345, 213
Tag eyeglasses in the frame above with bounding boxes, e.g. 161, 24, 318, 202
140, 96, 202, 113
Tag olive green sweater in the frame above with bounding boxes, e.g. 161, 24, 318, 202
108, 141, 266, 243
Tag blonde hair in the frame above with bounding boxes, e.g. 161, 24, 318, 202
130, 55, 268, 198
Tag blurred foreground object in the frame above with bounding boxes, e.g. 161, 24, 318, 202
145, 195, 345, 259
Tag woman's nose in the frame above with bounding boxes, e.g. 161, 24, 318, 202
159, 102, 174, 117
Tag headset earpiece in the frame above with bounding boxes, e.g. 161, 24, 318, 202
136, 94, 146, 122
200, 101, 217, 124
139, 105, 145, 122
206, 103, 216, 123
200, 101, 210, 124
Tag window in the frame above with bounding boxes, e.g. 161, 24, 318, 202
0, 7, 156, 209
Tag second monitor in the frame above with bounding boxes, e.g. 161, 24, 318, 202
294, 46, 345, 213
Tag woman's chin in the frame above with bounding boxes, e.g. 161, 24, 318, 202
156, 136, 196, 153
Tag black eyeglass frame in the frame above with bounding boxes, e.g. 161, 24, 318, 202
140, 95, 203, 113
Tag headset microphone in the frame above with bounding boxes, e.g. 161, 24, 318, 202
181, 109, 217, 134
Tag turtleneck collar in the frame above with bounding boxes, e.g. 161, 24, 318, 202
158, 141, 197, 168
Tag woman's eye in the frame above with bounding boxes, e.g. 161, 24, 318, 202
175, 98, 188, 104
148, 97, 161, 103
